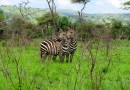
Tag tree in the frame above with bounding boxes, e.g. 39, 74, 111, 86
0, 8, 5, 39
57, 16, 71, 30
71, 0, 90, 23
110, 20, 123, 39
36, 12, 59, 37
45, 0, 58, 36
0, 9, 5, 22
123, 1, 130, 9
76, 22, 95, 40
36, 12, 59, 25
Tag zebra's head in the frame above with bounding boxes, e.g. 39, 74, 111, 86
58, 29, 67, 41
67, 28, 76, 39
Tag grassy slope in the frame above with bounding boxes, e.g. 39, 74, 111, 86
0, 39, 130, 90
1, 5, 130, 24
0, 5, 45, 23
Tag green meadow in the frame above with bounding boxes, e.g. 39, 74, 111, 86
0, 39, 130, 90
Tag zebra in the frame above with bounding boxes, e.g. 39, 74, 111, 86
40, 30, 69, 63
66, 28, 77, 62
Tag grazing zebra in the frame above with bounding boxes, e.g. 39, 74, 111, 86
40, 30, 68, 63
66, 28, 77, 62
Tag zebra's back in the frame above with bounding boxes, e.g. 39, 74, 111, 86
40, 39, 61, 56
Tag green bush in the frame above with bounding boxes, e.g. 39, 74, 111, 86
57, 16, 71, 30
34, 30, 43, 38
75, 22, 95, 39
0, 9, 5, 39
128, 35, 130, 40
25, 29, 33, 36
110, 20, 123, 39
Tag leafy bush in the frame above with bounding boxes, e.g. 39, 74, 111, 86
0, 9, 5, 22
36, 12, 59, 36
57, 16, 71, 30
110, 20, 123, 39
75, 22, 95, 39
36, 12, 59, 25
0, 9, 5, 39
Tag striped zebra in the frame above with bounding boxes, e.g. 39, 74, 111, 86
40, 30, 68, 63
66, 28, 77, 62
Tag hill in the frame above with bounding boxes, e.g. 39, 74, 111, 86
0, 5, 130, 23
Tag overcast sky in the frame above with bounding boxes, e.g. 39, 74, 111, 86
0, 0, 130, 14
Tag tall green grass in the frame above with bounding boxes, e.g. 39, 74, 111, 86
0, 39, 130, 90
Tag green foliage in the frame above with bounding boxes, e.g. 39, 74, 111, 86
44, 27, 53, 36
0, 13, 5, 22
108, 19, 130, 39
4, 15, 42, 39
36, 12, 60, 37
76, 22, 95, 32
0, 9, 5, 21
76, 22, 95, 38
0, 39, 130, 89
123, 24, 130, 40
124, 1, 130, 5
71, 0, 90, 3
111, 20, 122, 29
57, 16, 71, 30
25, 29, 33, 36
110, 20, 123, 39
0, 9, 5, 39
36, 12, 59, 25
7, 15, 26, 31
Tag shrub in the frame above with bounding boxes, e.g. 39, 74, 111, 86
57, 16, 71, 30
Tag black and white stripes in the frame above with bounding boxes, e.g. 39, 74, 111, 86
40, 28, 77, 63
40, 39, 60, 57
40, 30, 68, 63
68, 38, 77, 53
66, 28, 77, 62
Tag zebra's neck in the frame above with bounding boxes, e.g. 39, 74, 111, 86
69, 38, 76, 44
68, 38, 77, 52
61, 38, 69, 53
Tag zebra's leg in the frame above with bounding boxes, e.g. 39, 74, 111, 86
41, 53, 47, 63
52, 55, 57, 62
59, 53, 65, 63
66, 53, 69, 63
70, 52, 74, 63
48, 55, 52, 61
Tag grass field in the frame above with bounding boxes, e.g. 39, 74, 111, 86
0, 39, 130, 90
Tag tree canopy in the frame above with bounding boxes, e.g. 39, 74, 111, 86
124, 1, 130, 5
36, 12, 59, 25
71, 0, 90, 3
0, 9, 5, 22
57, 16, 71, 29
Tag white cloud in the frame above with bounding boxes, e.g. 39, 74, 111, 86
106, 0, 122, 8
57, 0, 70, 6
56, 0, 80, 10
0, 0, 130, 13
0, 0, 12, 5
95, 2, 104, 6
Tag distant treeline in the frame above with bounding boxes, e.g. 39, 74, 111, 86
0, 6, 130, 42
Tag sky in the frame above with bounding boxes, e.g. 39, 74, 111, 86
0, 0, 130, 14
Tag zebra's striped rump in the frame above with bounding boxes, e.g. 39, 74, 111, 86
40, 30, 69, 63
40, 39, 62, 58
